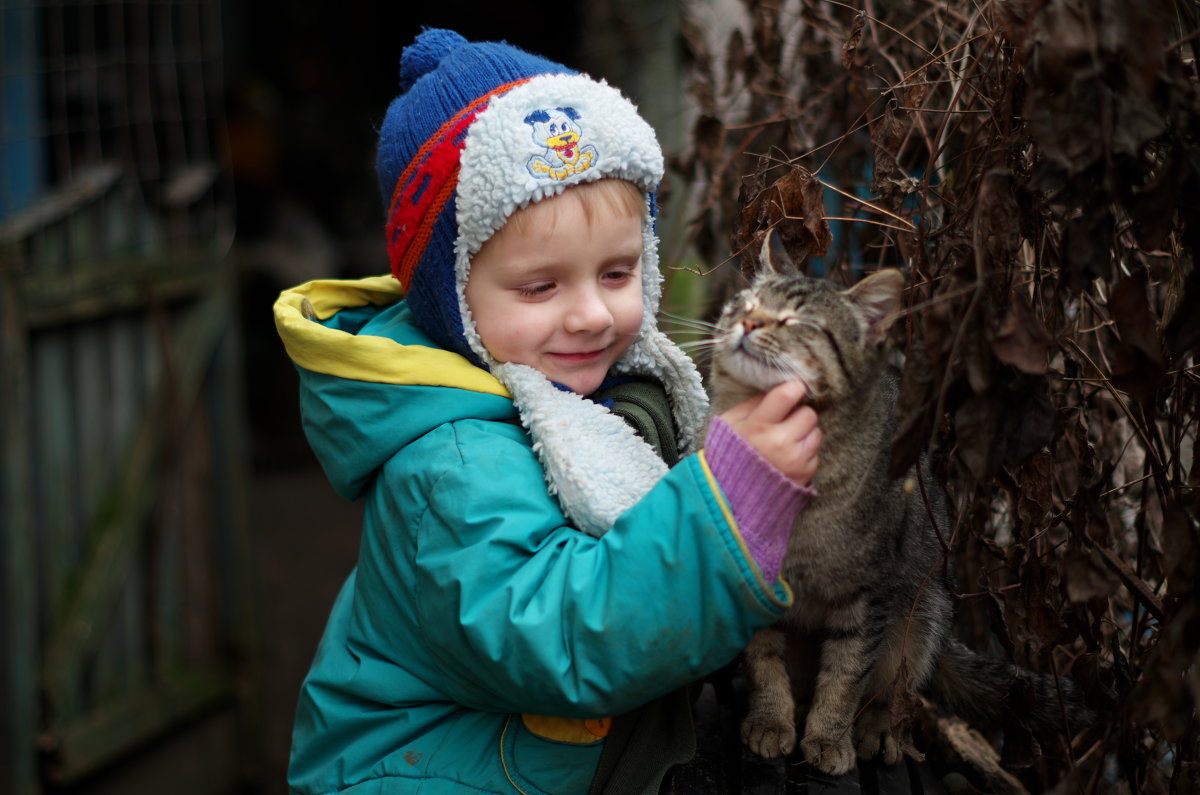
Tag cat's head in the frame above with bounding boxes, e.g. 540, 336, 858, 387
710, 232, 905, 408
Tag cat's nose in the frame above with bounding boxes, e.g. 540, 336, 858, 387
741, 317, 765, 333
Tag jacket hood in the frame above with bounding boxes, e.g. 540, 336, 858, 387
274, 276, 516, 500
275, 275, 710, 536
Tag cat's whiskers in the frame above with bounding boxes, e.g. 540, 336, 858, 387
680, 318, 823, 394
676, 339, 721, 365
677, 339, 720, 353
662, 315, 723, 353
659, 311, 721, 333
731, 334, 818, 397
752, 330, 820, 391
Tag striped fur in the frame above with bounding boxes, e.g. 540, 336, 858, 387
708, 242, 1095, 775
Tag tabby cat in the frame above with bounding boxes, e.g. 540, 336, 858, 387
706, 234, 1096, 776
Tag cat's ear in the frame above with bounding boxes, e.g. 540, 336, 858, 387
847, 268, 905, 345
757, 228, 801, 277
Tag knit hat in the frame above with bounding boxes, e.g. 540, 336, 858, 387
376, 29, 709, 536
377, 28, 665, 364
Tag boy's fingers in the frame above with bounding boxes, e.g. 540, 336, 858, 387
719, 392, 762, 424
752, 381, 808, 422
787, 406, 820, 440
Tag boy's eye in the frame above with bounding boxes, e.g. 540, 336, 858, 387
517, 282, 555, 298
602, 266, 638, 285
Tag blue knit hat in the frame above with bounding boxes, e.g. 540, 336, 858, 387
376, 28, 666, 364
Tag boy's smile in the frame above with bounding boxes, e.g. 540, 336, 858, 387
465, 188, 645, 395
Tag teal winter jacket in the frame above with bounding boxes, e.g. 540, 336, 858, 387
275, 277, 792, 794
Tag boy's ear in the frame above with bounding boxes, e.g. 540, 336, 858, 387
757, 228, 801, 278
846, 268, 905, 345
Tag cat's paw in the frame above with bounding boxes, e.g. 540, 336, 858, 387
854, 710, 901, 765
741, 713, 797, 759
801, 730, 857, 776
854, 724, 901, 765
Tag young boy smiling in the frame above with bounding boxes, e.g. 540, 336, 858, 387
465, 179, 646, 396
275, 29, 821, 794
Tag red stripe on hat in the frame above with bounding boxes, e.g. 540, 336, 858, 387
386, 77, 533, 288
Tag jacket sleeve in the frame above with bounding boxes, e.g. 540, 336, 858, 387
364, 417, 790, 719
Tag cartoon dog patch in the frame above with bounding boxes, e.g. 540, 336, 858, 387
525, 107, 598, 180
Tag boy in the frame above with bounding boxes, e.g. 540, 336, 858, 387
275, 28, 821, 794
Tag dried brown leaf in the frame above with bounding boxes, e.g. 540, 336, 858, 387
1109, 271, 1167, 405
974, 171, 1022, 270
1110, 272, 1165, 365
1161, 502, 1198, 599
991, 290, 1051, 375
1165, 252, 1200, 364
1014, 555, 1071, 656
1027, 0, 1095, 89
954, 393, 1000, 482
890, 346, 937, 480
842, 12, 864, 70
1014, 450, 1055, 531
1125, 158, 1177, 252
1108, 345, 1167, 408
903, 66, 929, 110
954, 378, 1056, 482
871, 103, 908, 209
1059, 208, 1114, 288
921, 273, 968, 367
734, 165, 831, 273
964, 330, 993, 395
1064, 547, 1120, 604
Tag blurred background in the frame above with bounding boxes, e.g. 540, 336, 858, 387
1, 2, 688, 793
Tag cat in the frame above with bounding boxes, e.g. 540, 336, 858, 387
705, 233, 1097, 776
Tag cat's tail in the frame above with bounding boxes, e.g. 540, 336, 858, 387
922, 638, 1099, 737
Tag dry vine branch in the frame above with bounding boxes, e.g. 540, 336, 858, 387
677, 0, 1200, 792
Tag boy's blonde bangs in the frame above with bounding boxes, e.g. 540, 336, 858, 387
504, 179, 646, 237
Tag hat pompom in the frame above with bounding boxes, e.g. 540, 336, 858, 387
399, 28, 467, 91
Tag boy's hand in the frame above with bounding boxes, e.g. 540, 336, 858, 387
719, 381, 821, 486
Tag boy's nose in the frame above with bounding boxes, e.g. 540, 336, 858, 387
564, 288, 614, 333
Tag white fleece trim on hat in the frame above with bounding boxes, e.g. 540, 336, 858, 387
454, 74, 663, 258
454, 73, 665, 347
449, 73, 709, 537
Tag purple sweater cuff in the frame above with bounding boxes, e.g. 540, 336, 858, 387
703, 415, 816, 582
